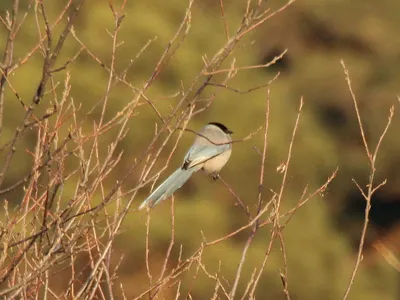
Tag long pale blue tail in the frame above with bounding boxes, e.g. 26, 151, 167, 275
139, 167, 197, 210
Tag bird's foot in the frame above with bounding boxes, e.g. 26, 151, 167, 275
212, 173, 220, 181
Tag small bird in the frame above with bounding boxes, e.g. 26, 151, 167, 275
139, 122, 233, 210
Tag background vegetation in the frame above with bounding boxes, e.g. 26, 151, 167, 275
0, 0, 399, 299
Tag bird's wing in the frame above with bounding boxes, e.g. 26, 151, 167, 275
183, 144, 230, 169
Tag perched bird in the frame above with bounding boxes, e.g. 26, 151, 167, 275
139, 122, 233, 210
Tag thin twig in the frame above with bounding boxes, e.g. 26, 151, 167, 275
341, 60, 394, 299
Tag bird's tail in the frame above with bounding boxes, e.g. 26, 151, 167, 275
139, 167, 197, 210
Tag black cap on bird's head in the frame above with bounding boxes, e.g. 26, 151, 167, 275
208, 122, 233, 134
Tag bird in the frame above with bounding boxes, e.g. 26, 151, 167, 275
139, 122, 233, 210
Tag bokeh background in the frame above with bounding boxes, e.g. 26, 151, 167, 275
1, 0, 400, 298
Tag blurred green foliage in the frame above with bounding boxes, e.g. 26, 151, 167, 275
1, 0, 400, 298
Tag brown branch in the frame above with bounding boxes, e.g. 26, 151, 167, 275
204, 50, 287, 75
0, 0, 86, 188
341, 60, 394, 299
